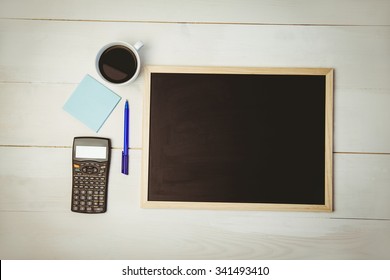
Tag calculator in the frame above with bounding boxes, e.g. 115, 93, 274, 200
71, 137, 111, 213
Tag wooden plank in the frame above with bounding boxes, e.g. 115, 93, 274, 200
0, 20, 389, 90
0, 147, 142, 213
1, 21, 389, 152
0, 83, 143, 148
0, 0, 389, 26
334, 153, 390, 220
335, 88, 390, 153
0, 148, 389, 219
0, 210, 389, 259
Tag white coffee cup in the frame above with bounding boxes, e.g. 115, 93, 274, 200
96, 41, 143, 85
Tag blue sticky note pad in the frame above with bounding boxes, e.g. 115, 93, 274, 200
63, 75, 121, 132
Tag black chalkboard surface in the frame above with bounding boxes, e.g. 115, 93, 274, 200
142, 66, 333, 211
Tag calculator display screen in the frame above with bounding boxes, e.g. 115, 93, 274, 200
75, 146, 107, 159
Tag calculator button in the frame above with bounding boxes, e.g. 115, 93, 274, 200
72, 159, 108, 213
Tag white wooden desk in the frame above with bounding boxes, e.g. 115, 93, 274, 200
1, 0, 390, 259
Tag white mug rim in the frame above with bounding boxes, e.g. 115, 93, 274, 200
96, 41, 142, 85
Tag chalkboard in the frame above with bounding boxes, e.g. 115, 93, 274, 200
142, 66, 333, 211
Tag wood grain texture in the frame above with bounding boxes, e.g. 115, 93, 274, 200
1, 21, 390, 152
0, 211, 389, 259
1, 20, 389, 88
324, 69, 334, 210
0, 83, 143, 148
0, 148, 142, 213
1, 0, 389, 26
1, 0, 390, 259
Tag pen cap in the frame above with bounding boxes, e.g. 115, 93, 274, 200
121, 152, 129, 175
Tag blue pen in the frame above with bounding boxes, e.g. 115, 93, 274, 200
121, 100, 129, 175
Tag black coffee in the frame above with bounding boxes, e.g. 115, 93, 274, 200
98, 45, 137, 83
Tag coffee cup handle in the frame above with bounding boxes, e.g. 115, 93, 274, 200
134, 41, 144, 51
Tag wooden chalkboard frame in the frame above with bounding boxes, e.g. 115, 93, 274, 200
142, 66, 333, 211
